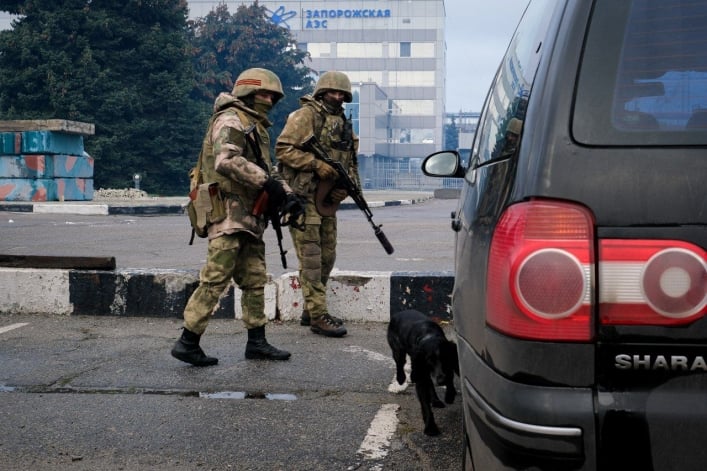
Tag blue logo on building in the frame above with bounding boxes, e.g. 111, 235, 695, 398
265, 5, 392, 30
266, 6, 296, 29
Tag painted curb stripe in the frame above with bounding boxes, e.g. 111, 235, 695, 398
1, 269, 453, 321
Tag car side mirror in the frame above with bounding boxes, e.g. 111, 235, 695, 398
421, 151, 465, 178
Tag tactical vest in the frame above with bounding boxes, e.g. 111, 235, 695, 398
307, 100, 355, 171
279, 98, 357, 197
197, 104, 271, 203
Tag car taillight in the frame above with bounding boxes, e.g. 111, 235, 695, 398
487, 200, 594, 341
599, 240, 707, 325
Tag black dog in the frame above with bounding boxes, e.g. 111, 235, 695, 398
387, 309, 459, 436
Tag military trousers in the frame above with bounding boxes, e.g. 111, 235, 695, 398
183, 232, 268, 335
290, 215, 337, 319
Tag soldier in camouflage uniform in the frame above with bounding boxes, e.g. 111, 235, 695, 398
275, 71, 360, 338
171, 68, 302, 366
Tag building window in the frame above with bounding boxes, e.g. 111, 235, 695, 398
388, 71, 435, 87
337, 43, 384, 58
411, 129, 436, 144
394, 128, 436, 144
340, 71, 384, 84
391, 100, 435, 115
412, 43, 435, 57
389, 42, 435, 58
308, 43, 331, 58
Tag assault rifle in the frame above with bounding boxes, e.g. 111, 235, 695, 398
302, 134, 394, 255
252, 190, 289, 269
244, 124, 290, 269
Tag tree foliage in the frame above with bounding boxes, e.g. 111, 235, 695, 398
0, 0, 209, 195
187, 2, 314, 156
444, 118, 459, 151
0, 1, 313, 194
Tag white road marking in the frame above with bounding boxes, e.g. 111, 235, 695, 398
343, 345, 408, 467
342, 345, 391, 363
0, 323, 29, 334
357, 403, 400, 468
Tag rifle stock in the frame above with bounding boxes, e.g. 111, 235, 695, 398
302, 135, 394, 255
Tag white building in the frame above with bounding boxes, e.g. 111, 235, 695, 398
190, 0, 447, 189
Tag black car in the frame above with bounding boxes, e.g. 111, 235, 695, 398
423, 0, 707, 469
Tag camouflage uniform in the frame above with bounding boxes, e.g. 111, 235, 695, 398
182, 91, 281, 335
276, 71, 360, 337
173, 68, 295, 365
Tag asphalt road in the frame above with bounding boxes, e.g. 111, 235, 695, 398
0, 195, 464, 469
1, 197, 459, 277
0, 313, 462, 470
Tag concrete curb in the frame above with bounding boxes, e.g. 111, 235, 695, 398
0, 196, 434, 215
0, 267, 454, 322
0, 192, 449, 322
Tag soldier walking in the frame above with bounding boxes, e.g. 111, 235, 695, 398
172, 68, 303, 366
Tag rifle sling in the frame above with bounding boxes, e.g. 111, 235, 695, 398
242, 123, 270, 174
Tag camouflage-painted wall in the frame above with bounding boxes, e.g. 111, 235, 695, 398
0, 120, 95, 201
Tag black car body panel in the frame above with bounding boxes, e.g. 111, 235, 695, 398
424, 0, 707, 469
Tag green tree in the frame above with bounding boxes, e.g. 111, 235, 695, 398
444, 117, 459, 151
187, 2, 314, 154
0, 0, 207, 195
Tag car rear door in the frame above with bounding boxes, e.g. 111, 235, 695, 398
569, 1, 707, 469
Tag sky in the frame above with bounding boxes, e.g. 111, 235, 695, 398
445, 0, 529, 112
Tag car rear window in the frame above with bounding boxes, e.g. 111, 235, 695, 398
573, 0, 707, 145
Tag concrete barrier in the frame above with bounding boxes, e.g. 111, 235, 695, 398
0, 267, 454, 322
0, 120, 96, 201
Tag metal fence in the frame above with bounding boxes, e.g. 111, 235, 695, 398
358, 156, 463, 190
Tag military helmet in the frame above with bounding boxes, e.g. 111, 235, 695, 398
506, 117, 523, 135
232, 68, 284, 104
313, 71, 353, 103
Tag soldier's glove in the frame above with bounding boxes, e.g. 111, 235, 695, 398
281, 193, 306, 231
263, 177, 287, 212
312, 160, 338, 180
330, 188, 348, 203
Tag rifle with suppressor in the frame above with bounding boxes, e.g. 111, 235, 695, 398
302, 134, 394, 255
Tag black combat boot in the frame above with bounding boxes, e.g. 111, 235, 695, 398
245, 326, 291, 361
171, 328, 218, 366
